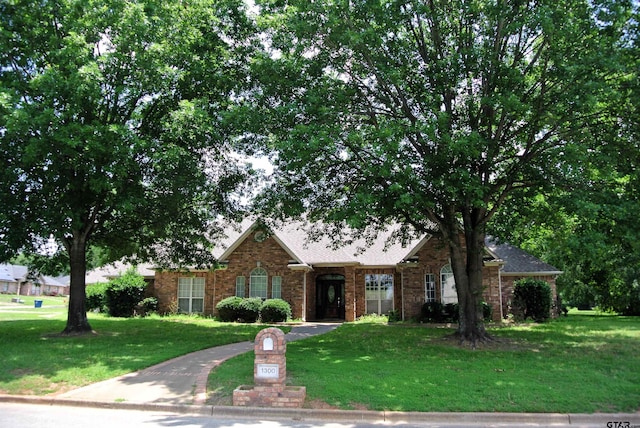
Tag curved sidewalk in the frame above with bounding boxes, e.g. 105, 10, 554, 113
55, 322, 340, 406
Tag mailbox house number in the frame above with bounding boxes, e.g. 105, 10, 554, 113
257, 364, 279, 379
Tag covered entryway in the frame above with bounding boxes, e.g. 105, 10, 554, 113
316, 274, 345, 320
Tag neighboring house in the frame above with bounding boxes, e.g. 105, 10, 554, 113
0, 263, 70, 296
150, 220, 562, 322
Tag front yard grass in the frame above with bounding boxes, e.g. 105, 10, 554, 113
207, 313, 640, 413
0, 300, 285, 395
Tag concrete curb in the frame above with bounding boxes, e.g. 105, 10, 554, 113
2, 394, 639, 425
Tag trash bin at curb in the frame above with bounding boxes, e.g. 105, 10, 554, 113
34, 300, 43, 308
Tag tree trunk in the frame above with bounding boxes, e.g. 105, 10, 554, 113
442, 213, 490, 345
62, 233, 93, 335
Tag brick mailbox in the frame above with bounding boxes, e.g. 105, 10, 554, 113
233, 327, 306, 408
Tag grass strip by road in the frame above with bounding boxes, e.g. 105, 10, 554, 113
0, 296, 288, 395
207, 313, 640, 414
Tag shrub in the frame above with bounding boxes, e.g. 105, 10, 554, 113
511, 278, 552, 322
105, 268, 147, 318
387, 309, 401, 323
482, 301, 493, 321
355, 313, 389, 323
260, 299, 292, 323
137, 297, 158, 316
86, 282, 108, 312
238, 297, 263, 323
420, 301, 445, 323
216, 296, 243, 322
443, 303, 459, 322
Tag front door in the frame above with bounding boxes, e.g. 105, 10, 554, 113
316, 275, 345, 320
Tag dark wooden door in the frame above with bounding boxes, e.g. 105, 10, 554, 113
316, 277, 345, 320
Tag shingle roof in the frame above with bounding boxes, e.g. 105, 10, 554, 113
0, 264, 15, 282
215, 219, 422, 267
215, 220, 561, 275
85, 262, 156, 284
0, 263, 28, 282
485, 237, 562, 274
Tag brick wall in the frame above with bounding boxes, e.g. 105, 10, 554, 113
151, 231, 556, 323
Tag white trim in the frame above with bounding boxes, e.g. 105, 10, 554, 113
302, 271, 307, 321
313, 262, 362, 268
287, 263, 314, 271
401, 235, 433, 261
498, 266, 504, 320
353, 264, 394, 269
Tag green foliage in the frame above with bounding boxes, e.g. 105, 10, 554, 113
511, 279, 553, 322
253, 0, 636, 339
260, 299, 292, 322
420, 302, 446, 323
85, 283, 108, 312
105, 268, 147, 318
443, 303, 460, 323
387, 309, 401, 323
0, 0, 257, 333
421, 301, 492, 322
482, 301, 493, 321
354, 313, 389, 324
138, 297, 159, 315
215, 296, 244, 322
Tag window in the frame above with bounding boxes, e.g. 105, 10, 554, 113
235, 276, 246, 297
178, 277, 205, 313
272, 276, 282, 299
365, 273, 394, 314
440, 264, 457, 303
425, 274, 436, 302
250, 267, 268, 298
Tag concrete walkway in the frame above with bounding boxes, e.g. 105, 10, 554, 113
56, 322, 340, 406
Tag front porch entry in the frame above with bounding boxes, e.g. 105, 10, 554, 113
315, 274, 345, 320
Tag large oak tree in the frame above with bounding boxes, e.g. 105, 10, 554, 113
0, 0, 256, 334
254, 0, 635, 342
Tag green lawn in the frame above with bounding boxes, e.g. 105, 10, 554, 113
2, 297, 638, 413
0, 295, 287, 395
207, 313, 640, 413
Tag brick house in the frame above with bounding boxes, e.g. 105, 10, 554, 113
150, 220, 561, 322
0, 263, 69, 296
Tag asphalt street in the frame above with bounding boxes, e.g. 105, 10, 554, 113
1, 402, 634, 428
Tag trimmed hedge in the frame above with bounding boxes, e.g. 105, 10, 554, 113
216, 296, 244, 322
261, 299, 292, 322
238, 297, 263, 323
215, 297, 293, 323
